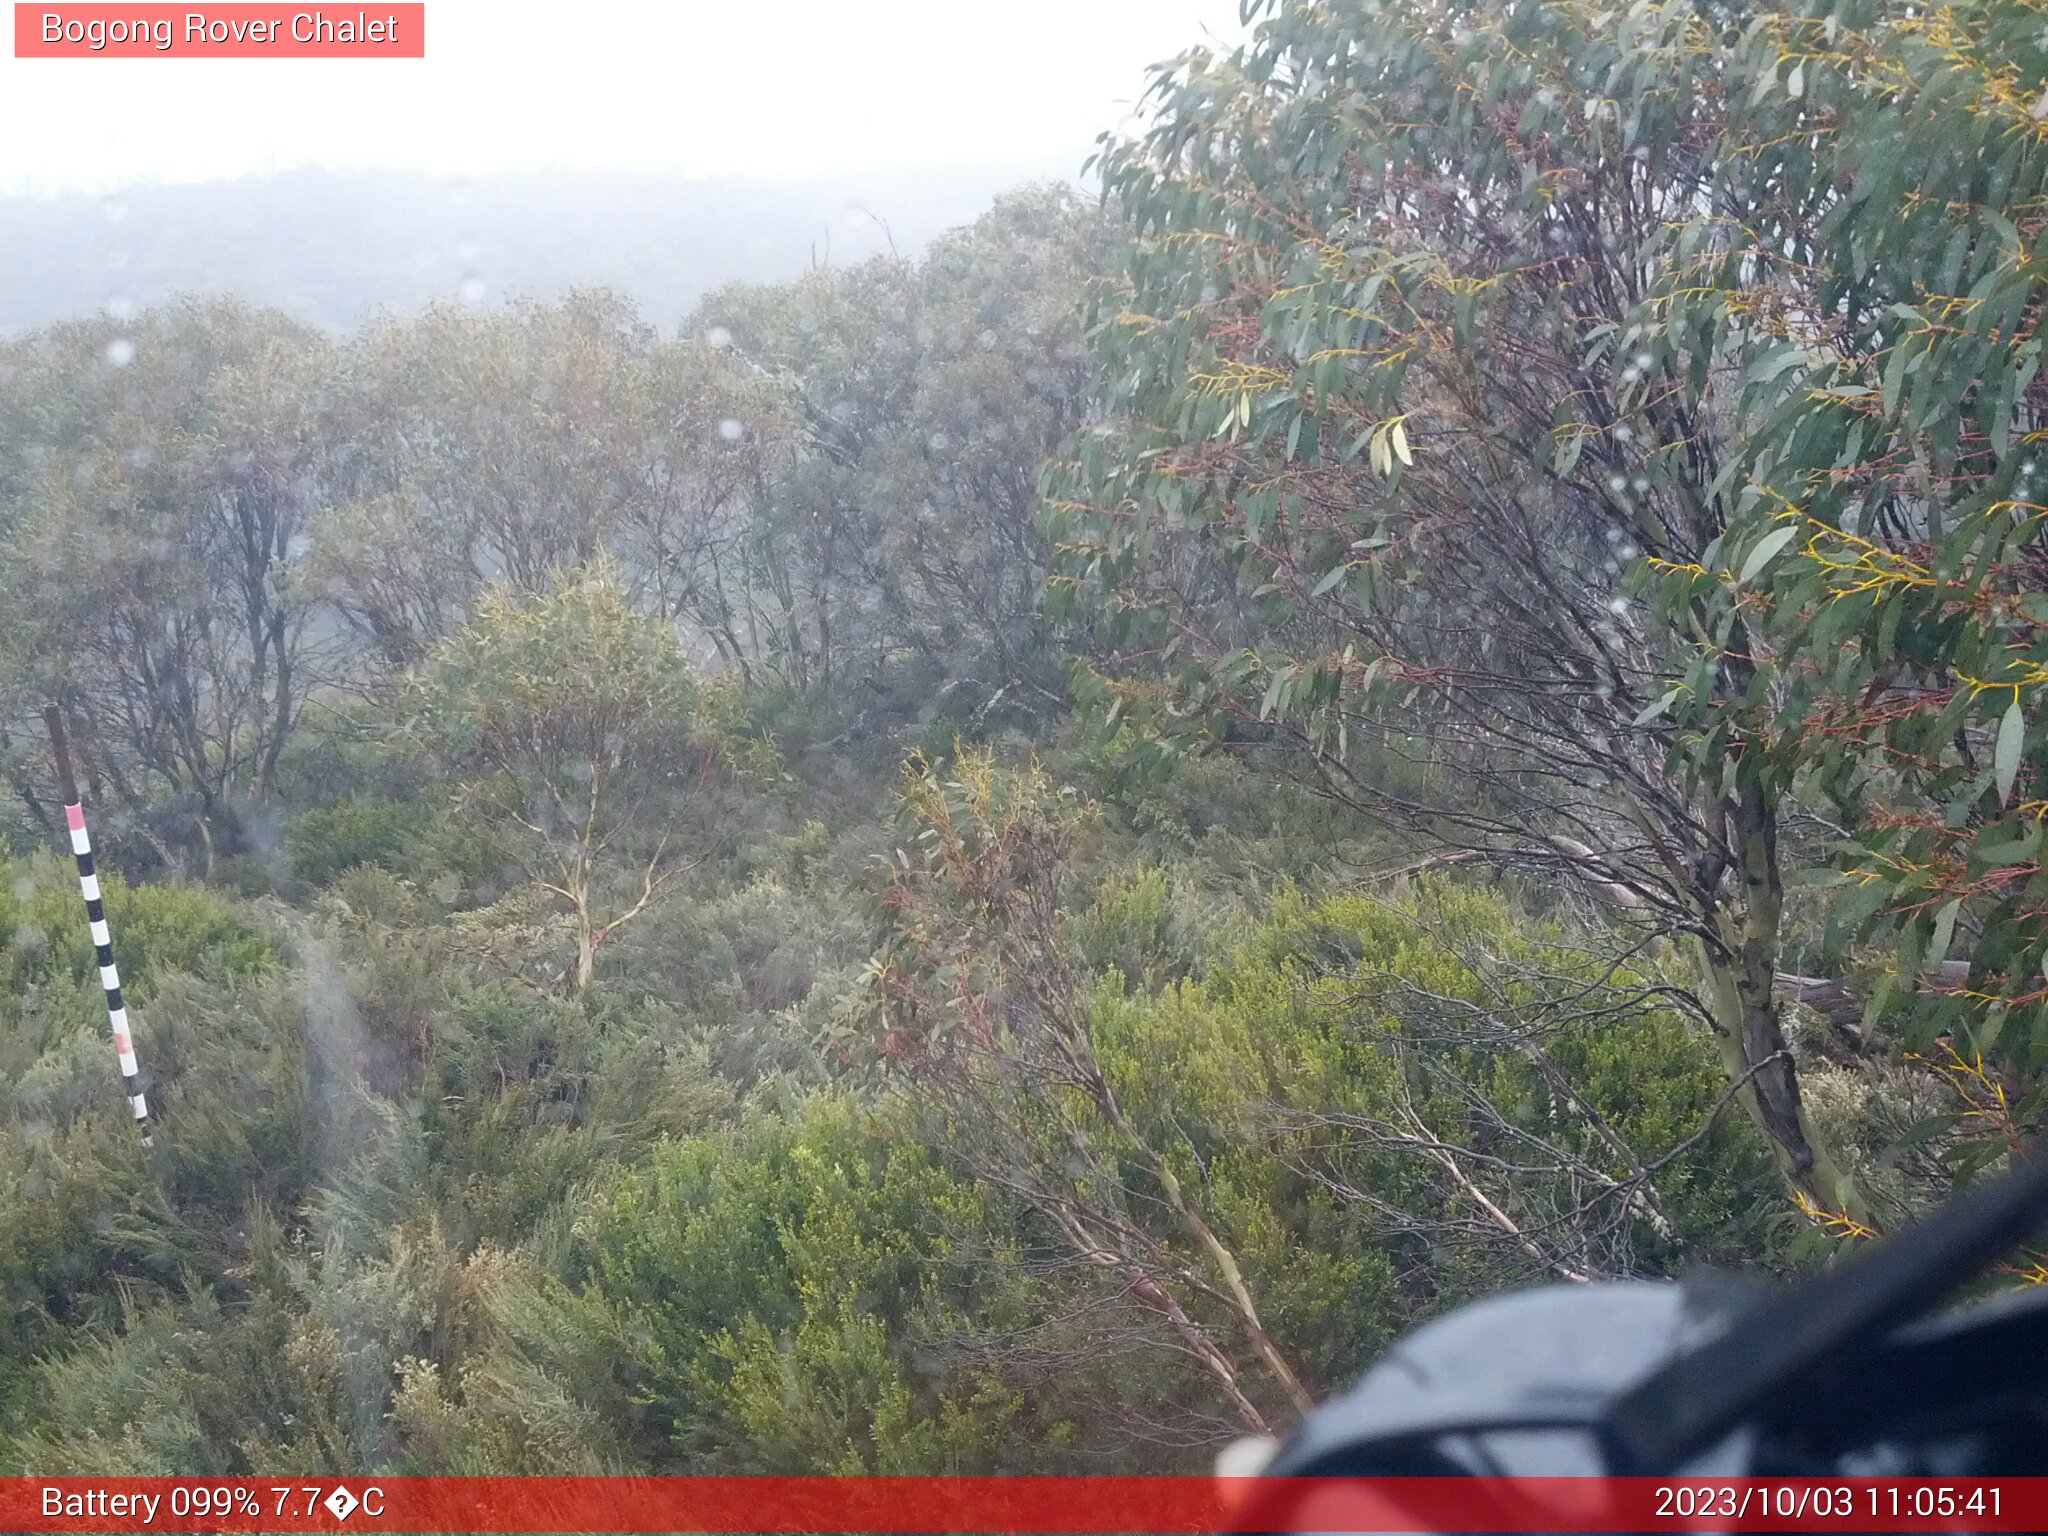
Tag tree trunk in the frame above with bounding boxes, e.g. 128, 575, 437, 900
1049, 1206, 1273, 1437
1147, 1150, 1316, 1418
1707, 775, 1865, 1220
571, 880, 595, 993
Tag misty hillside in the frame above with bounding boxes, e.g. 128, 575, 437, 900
0, 162, 1082, 333
7, 0, 2048, 1490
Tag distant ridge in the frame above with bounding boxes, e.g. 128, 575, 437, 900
0, 160, 1085, 334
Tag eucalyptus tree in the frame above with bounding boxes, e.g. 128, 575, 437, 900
695, 186, 1103, 693
319, 290, 672, 672
622, 333, 792, 677
875, 188, 1108, 681
1045, 0, 1861, 1206
854, 746, 1315, 1435
408, 564, 763, 993
0, 300, 340, 865
1648, 0, 2048, 1187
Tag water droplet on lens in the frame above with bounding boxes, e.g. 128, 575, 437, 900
718, 419, 745, 443
459, 275, 487, 304
105, 338, 135, 367
705, 326, 733, 349
106, 293, 134, 321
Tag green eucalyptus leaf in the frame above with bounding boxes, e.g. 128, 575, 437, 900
1995, 698, 2026, 806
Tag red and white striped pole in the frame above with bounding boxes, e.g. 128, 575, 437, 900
44, 706, 152, 1145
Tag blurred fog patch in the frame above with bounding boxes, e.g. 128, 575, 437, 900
0, 162, 1082, 334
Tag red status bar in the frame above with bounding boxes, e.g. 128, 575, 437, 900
3, 1476, 2041, 1533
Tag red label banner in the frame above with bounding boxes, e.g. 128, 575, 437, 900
1, 1476, 2042, 1533
14, 4, 424, 57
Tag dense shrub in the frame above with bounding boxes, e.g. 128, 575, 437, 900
286, 797, 436, 888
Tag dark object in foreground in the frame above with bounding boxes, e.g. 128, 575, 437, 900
1246, 1154, 2048, 1522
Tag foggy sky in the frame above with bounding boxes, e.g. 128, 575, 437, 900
0, 1, 1250, 194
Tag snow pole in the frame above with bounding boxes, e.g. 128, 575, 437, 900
44, 705, 152, 1145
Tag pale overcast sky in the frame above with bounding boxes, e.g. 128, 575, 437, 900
0, 2, 1250, 194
